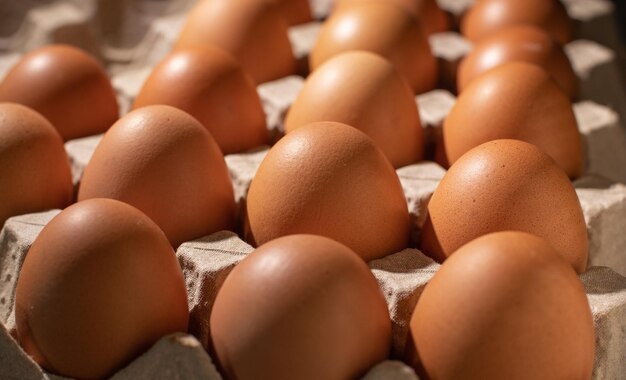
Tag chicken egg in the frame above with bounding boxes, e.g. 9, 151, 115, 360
78, 105, 236, 247
445, 62, 583, 178
310, 2, 438, 94
245, 121, 410, 261
409, 231, 595, 380
210, 234, 391, 380
421, 139, 588, 273
0, 103, 73, 227
133, 47, 269, 155
175, 0, 297, 84
272, 0, 313, 25
461, 0, 573, 45
285, 51, 423, 168
457, 25, 577, 97
15, 198, 189, 379
0, 44, 118, 141
334, 0, 451, 36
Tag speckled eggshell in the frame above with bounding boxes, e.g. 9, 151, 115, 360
174, 0, 297, 84
0, 44, 119, 141
245, 121, 410, 261
409, 231, 595, 380
457, 25, 577, 98
420, 139, 588, 273
78, 105, 235, 247
334, 0, 451, 35
445, 62, 583, 178
133, 47, 269, 155
210, 234, 391, 380
461, 0, 573, 45
284, 51, 423, 168
15, 198, 189, 379
310, 2, 438, 94
0, 103, 73, 227
272, 0, 313, 25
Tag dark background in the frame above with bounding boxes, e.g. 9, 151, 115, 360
612, 0, 626, 41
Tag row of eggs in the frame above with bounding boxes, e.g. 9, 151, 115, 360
0, 0, 598, 379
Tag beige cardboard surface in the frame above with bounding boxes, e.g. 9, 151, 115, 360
581, 266, 626, 380
369, 249, 440, 357
576, 175, 626, 276
0, 322, 47, 380
0, 210, 60, 326
111, 334, 223, 380
176, 231, 253, 350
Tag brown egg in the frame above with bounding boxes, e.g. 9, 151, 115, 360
310, 2, 438, 94
15, 198, 189, 379
0, 103, 73, 227
420, 139, 588, 273
245, 121, 410, 261
0, 44, 119, 141
461, 0, 573, 45
175, 0, 297, 84
285, 51, 423, 168
334, 0, 451, 36
78, 105, 235, 247
457, 25, 577, 97
446, 62, 583, 178
133, 47, 269, 155
409, 231, 595, 380
272, 0, 313, 25
210, 234, 391, 380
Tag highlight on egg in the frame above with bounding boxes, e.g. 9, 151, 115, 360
0, 44, 118, 141
421, 139, 588, 273
245, 121, 410, 261
461, 0, 573, 45
409, 231, 595, 380
457, 25, 577, 98
445, 62, 583, 178
133, 46, 269, 155
15, 198, 189, 379
285, 51, 424, 168
210, 234, 392, 380
0, 103, 73, 228
78, 105, 236, 247
310, 2, 438, 94
174, 0, 297, 84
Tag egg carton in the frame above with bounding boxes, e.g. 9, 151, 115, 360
3, 108, 626, 380
1, 0, 626, 379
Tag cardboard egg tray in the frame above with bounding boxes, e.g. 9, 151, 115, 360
1, 0, 626, 379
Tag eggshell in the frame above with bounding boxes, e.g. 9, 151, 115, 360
420, 139, 588, 273
0, 103, 73, 227
245, 121, 410, 261
310, 2, 438, 94
461, 0, 573, 45
175, 0, 297, 84
133, 47, 269, 155
15, 198, 189, 379
210, 234, 391, 380
457, 25, 577, 98
78, 105, 235, 247
285, 51, 423, 168
409, 231, 595, 380
445, 62, 583, 178
0, 45, 119, 141
334, 0, 451, 36
272, 0, 313, 25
